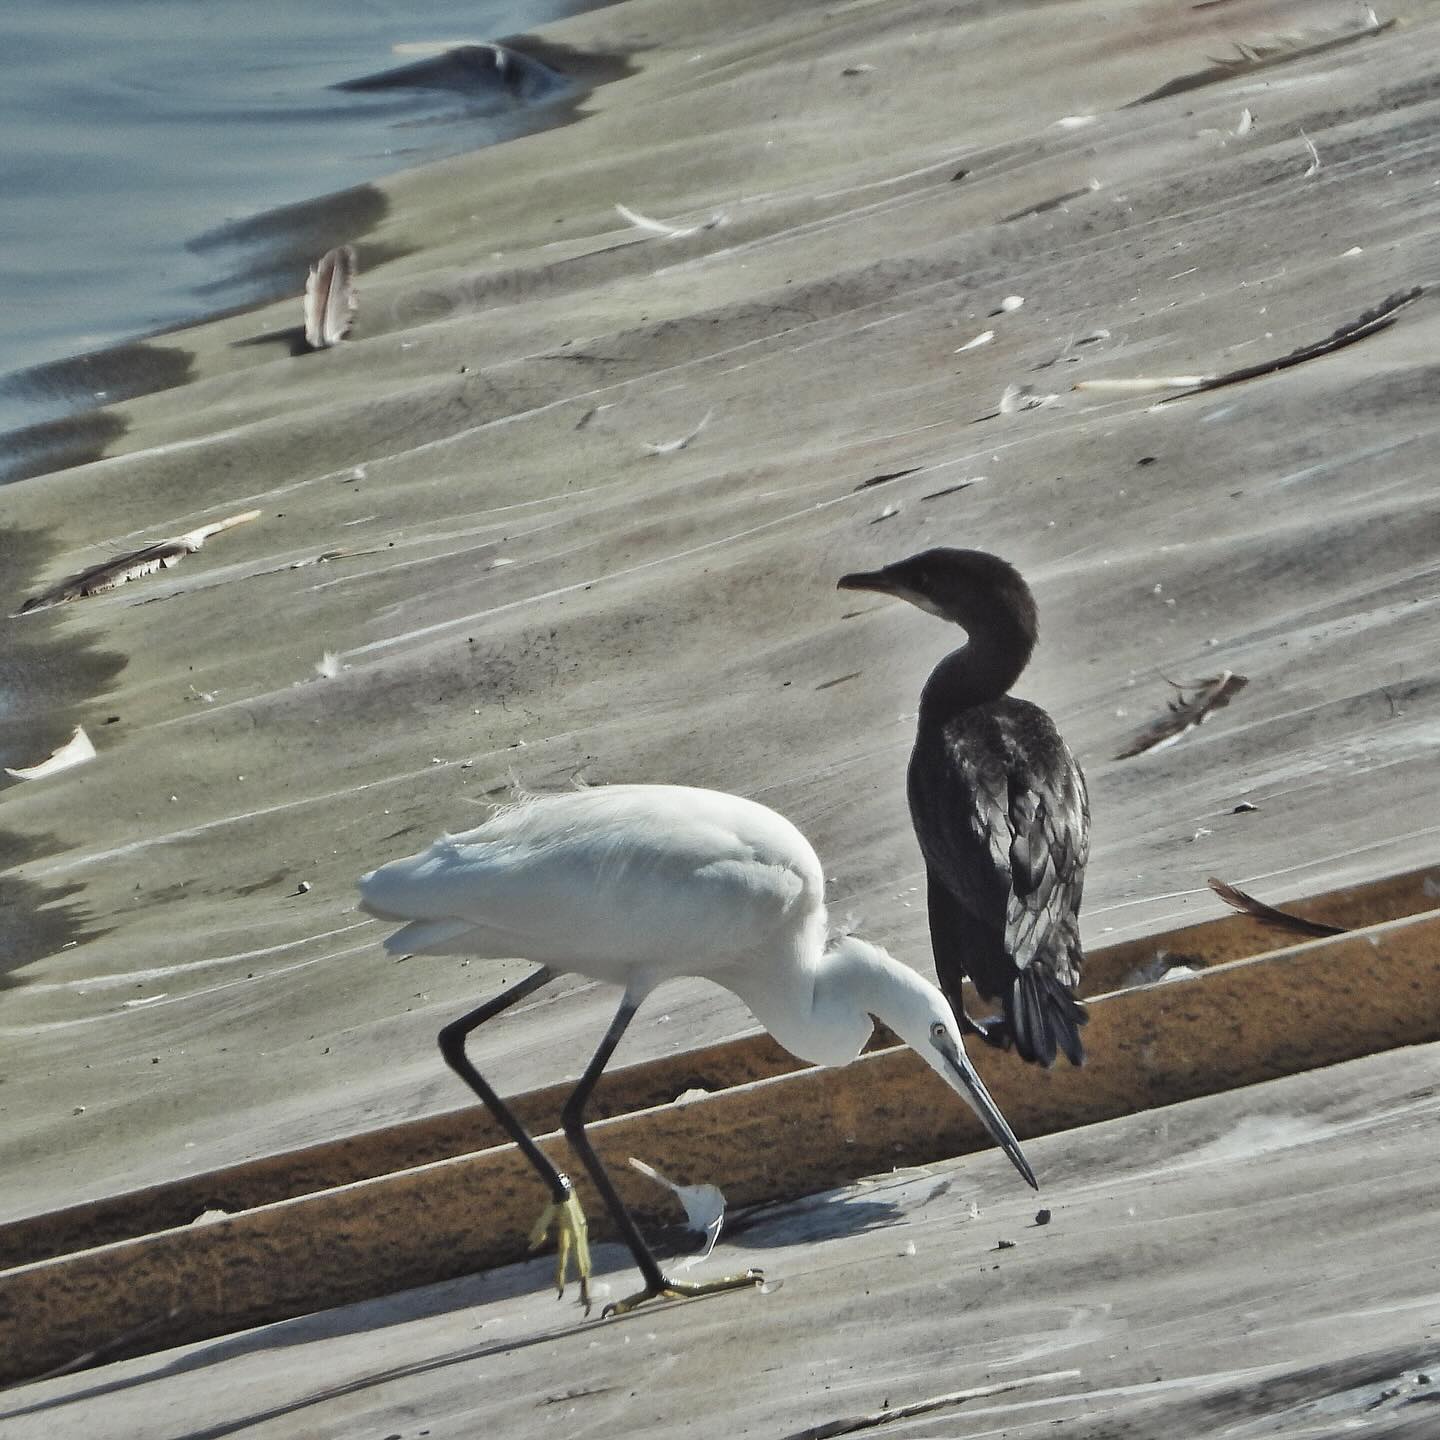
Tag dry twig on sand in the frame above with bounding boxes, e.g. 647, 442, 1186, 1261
1076, 288, 1423, 402
1207, 878, 1346, 937
1115, 670, 1248, 758
779, 1371, 1083, 1440
1126, 12, 1395, 106
1001, 181, 1100, 223
29, 1307, 182, 1383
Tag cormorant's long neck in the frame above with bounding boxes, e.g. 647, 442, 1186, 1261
920, 618, 1035, 719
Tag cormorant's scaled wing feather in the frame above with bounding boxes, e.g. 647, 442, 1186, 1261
911, 706, 1090, 1064
1002, 763, 1089, 986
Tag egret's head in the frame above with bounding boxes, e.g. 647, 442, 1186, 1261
857, 955, 1037, 1192
837, 547, 1038, 647
813, 934, 1037, 1190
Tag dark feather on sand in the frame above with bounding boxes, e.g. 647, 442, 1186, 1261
1115, 671, 1248, 759
1207, 877, 1346, 938
18, 511, 262, 614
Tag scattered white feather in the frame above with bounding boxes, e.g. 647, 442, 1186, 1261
304, 245, 359, 349
315, 652, 343, 679
955, 329, 994, 352
1300, 128, 1321, 177
391, 39, 483, 55
616, 203, 725, 240
1343, 245, 1364, 257
6, 725, 96, 781
1073, 375, 1207, 394
642, 408, 713, 455
999, 383, 1058, 414
1233, 108, 1254, 138
996, 295, 1025, 313
629, 1157, 726, 1264
1054, 115, 1095, 129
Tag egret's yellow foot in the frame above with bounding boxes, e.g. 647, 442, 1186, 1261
602, 1269, 764, 1318
528, 1193, 593, 1313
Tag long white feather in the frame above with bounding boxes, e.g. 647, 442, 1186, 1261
6, 726, 96, 781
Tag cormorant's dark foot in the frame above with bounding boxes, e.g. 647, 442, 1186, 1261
601, 1268, 764, 1318
962, 1011, 1014, 1051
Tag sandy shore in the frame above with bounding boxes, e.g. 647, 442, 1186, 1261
3, 0, 1439, 1257
6, 1042, 1439, 1435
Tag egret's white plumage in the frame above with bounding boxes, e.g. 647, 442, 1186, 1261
362, 784, 822, 984
358, 783, 1035, 1315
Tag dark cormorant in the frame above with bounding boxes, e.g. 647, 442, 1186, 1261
838, 548, 1089, 1066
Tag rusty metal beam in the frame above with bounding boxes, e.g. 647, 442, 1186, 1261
2, 865, 1435, 1273
3, 904, 1439, 1388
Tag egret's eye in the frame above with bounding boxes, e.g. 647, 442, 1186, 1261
929, 1020, 947, 1040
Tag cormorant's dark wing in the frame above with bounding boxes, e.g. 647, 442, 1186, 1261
909, 701, 1090, 1066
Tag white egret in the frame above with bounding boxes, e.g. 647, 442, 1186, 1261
839, 549, 1089, 1066
358, 783, 1036, 1317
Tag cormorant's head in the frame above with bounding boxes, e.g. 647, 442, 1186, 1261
837, 547, 1039, 643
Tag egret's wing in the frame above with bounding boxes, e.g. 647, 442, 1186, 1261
359, 786, 820, 971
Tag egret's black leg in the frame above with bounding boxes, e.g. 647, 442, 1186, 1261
559, 995, 667, 1290
438, 967, 593, 1308
438, 966, 568, 1198
561, 993, 764, 1317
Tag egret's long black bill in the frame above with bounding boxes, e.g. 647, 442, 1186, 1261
942, 1051, 1038, 1190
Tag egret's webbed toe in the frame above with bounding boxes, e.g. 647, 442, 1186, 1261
602, 1268, 764, 1318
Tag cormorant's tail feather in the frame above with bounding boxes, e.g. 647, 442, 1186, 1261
1010, 968, 1087, 1067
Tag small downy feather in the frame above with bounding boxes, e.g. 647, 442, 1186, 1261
304, 244, 359, 349
615, 203, 724, 240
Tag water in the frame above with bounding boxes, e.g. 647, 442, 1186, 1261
0, 0, 601, 435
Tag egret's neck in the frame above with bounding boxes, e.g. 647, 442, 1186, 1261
726, 930, 945, 1070
808, 941, 942, 1066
